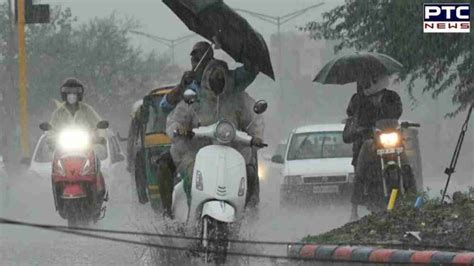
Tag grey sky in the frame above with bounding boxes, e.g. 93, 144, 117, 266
39, 0, 343, 55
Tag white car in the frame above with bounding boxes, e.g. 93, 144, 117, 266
28, 131, 125, 181
277, 124, 355, 206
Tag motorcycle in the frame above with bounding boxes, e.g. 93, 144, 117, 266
366, 119, 420, 211
39, 121, 110, 227
170, 90, 267, 264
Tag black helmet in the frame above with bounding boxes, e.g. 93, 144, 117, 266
60, 78, 84, 101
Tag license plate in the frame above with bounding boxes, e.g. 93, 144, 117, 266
313, 185, 339, 194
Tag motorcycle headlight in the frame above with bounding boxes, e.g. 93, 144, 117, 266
284, 175, 302, 185
58, 128, 90, 151
379, 132, 400, 148
215, 120, 236, 144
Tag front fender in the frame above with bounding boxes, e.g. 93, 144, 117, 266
201, 201, 235, 223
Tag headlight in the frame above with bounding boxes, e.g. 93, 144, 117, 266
258, 166, 266, 182
58, 128, 90, 151
215, 120, 236, 144
379, 132, 400, 148
284, 175, 302, 185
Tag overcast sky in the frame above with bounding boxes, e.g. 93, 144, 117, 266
37, 0, 344, 55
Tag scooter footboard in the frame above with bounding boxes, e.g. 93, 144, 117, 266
201, 201, 235, 223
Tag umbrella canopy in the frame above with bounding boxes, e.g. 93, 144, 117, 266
313, 52, 403, 85
163, 0, 275, 80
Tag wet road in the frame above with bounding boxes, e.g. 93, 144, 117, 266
0, 159, 469, 265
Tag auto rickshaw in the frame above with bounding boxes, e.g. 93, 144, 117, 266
130, 85, 175, 212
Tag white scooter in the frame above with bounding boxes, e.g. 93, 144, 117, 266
171, 90, 267, 263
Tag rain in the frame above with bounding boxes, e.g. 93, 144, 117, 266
0, 0, 473, 265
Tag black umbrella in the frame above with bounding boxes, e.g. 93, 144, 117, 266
313, 52, 403, 85
163, 0, 275, 80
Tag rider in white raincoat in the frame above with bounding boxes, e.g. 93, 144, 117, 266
166, 59, 264, 206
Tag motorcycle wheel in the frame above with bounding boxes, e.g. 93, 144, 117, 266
202, 217, 229, 265
134, 153, 148, 204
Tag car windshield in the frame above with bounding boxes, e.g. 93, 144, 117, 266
287, 131, 352, 160
146, 95, 167, 135
34, 136, 108, 163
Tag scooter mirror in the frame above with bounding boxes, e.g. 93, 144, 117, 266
39, 122, 52, 131
254, 100, 268, 114
183, 89, 197, 105
97, 120, 109, 129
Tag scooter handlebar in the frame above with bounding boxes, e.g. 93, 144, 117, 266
401, 122, 421, 128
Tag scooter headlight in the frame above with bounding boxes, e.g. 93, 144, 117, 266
58, 128, 90, 151
379, 132, 400, 148
215, 120, 236, 144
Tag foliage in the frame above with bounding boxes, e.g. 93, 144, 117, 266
303, 191, 474, 250
304, 0, 473, 116
0, 5, 170, 117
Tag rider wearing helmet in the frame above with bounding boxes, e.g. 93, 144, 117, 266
50, 78, 102, 130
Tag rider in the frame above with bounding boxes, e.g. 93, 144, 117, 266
49, 78, 107, 202
50, 78, 102, 130
157, 41, 260, 215
343, 74, 403, 221
159, 41, 259, 113
166, 59, 264, 208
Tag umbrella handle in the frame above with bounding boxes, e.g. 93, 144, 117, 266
192, 45, 213, 72
212, 36, 222, 50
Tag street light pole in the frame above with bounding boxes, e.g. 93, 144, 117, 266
234, 2, 324, 129
130, 30, 196, 65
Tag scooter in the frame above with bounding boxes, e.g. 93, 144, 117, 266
171, 90, 267, 263
39, 121, 109, 227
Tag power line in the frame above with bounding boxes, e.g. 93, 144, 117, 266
0, 217, 423, 264
0, 218, 471, 252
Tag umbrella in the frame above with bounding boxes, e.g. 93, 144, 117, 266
313, 52, 403, 85
163, 0, 275, 80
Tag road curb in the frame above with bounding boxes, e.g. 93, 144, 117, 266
287, 244, 474, 264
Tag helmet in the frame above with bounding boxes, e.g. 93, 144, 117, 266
60, 78, 84, 101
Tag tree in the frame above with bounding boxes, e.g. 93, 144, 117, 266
305, 0, 473, 116
0, 5, 171, 169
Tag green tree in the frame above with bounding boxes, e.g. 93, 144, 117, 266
305, 0, 473, 116
0, 5, 170, 168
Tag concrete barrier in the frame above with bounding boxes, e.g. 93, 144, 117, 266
288, 244, 474, 264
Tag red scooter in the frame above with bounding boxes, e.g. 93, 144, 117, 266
40, 121, 109, 227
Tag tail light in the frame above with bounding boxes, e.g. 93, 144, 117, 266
238, 177, 246, 197
195, 170, 203, 191
81, 159, 94, 176
53, 159, 65, 176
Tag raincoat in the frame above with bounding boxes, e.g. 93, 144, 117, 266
160, 64, 257, 113
50, 102, 102, 130
344, 79, 403, 206
166, 60, 264, 200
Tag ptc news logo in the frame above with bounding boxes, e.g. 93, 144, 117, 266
424, 3, 470, 33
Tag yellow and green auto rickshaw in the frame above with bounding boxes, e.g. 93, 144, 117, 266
129, 85, 175, 212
